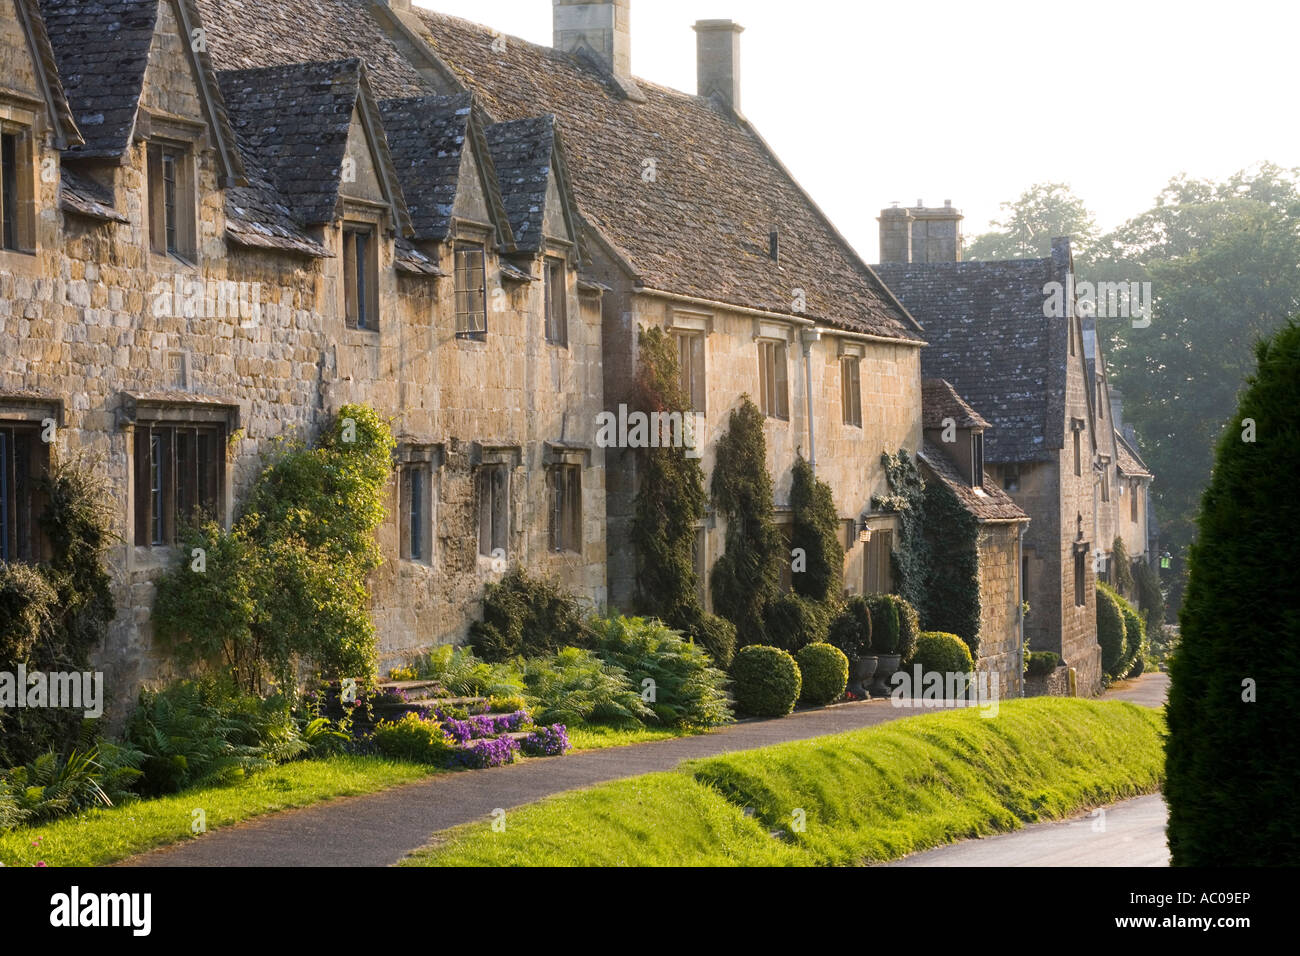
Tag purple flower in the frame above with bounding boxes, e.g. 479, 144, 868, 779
452, 736, 520, 769
520, 724, 571, 758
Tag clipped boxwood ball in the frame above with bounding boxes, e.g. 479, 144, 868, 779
909, 632, 975, 677
796, 642, 849, 706
731, 645, 802, 717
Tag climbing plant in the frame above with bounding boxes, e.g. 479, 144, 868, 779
918, 478, 982, 658
154, 405, 395, 695
0, 453, 117, 767
871, 450, 928, 614
789, 455, 843, 603
626, 328, 735, 665
710, 397, 784, 648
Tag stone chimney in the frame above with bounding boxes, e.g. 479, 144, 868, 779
554, 0, 632, 80
878, 205, 914, 263
694, 19, 744, 113
879, 200, 963, 263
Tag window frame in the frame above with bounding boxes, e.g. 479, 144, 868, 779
757, 339, 790, 420
1074, 548, 1087, 607
478, 463, 510, 559
0, 421, 49, 563
147, 139, 196, 262
841, 356, 863, 428
1131, 480, 1140, 522
548, 463, 583, 555
971, 431, 985, 488
455, 241, 489, 338
674, 330, 707, 413
543, 255, 568, 346
343, 222, 380, 332
133, 422, 225, 548
0, 121, 35, 254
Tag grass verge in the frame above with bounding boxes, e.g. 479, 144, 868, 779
402, 698, 1165, 866
567, 722, 699, 752
0, 757, 434, 868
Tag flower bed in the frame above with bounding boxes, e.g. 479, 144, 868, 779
520, 725, 571, 757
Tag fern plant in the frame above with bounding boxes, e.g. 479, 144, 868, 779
520, 648, 654, 726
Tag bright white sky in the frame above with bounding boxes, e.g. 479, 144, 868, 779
417, 0, 1299, 262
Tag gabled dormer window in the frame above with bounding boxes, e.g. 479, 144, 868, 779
148, 141, 196, 261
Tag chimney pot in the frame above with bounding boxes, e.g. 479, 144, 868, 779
694, 19, 744, 113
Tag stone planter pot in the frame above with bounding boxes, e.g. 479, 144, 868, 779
872, 653, 902, 696
849, 655, 878, 698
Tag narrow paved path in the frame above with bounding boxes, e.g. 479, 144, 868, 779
124, 697, 961, 867
124, 674, 1171, 868
1103, 671, 1169, 708
888, 794, 1169, 866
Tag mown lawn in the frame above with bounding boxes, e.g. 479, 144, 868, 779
402, 698, 1166, 867
0, 720, 699, 867
567, 722, 699, 752
0, 757, 435, 868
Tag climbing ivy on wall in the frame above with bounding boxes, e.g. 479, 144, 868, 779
919, 479, 983, 657
710, 397, 784, 648
628, 328, 736, 665
153, 405, 395, 695
872, 450, 928, 614
872, 449, 983, 659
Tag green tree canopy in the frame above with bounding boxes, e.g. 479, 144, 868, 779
964, 183, 1100, 263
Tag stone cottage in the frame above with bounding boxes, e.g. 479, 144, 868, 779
3, 0, 1042, 710
876, 219, 1108, 693
2, 0, 607, 707
917, 378, 1030, 693
185, 0, 929, 613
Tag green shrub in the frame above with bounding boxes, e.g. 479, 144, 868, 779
710, 399, 784, 647
468, 567, 591, 663
1115, 600, 1147, 679
0, 742, 142, 828
790, 456, 844, 602
795, 643, 849, 706
1096, 583, 1129, 678
520, 648, 654, 727
154, 406, 393, 694
682, 612, 737, 669
487, 694, 529, 715
1111, 537, 1135, 598
893, 597, 921, 662
0, 455, 116, 768
125, 680, 305, 796
1167, 320, 1300, 866
909, 632, 976, 683
371, 713, 452, 765
865, 594, 901, 654
762, 592, 830, 652
827, 597, 872, 661
1026, 652, 1061, 678
589, 617, 732, 728
731, 645, 802, 718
